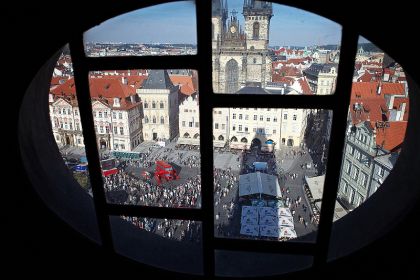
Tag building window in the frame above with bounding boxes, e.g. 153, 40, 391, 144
260, 115, 263, 121
182, 121, 186, 127
160, 116, 164, 124
215, 123, 219, 129
120, 127, 124, 135
378, 166, 385, 177
189, 122, 193, 127
99, 112, 102, 118
113, 126, 117, 134
152, 102, 156, 108
345, 159, 351, 174
254, 115, 257, 120
239, 125, 242, 131
119, 112, 122, 119
100, 126, 104, 133
245, 115, 249, 120
144, 102, 148, 108
239, 114, 242, 120
273, 117, 277, 122
222, 124, 225, 130
113, 112, 116, 119
152, 117, 156, 124
273, 129, 276, 134
160, 102, 164, 109
352, 166, 359, 181
232, 113, 236, 119
232, 126, 236, 131
245, 127, 248, 132
293, 114, 297, 121
267, 117, 270, 122
195, 122, 199, 127
284, 114, 288, 120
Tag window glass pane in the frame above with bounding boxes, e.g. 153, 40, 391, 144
49, 45, 91, 192
213, 107, 332, 242
215, 250, 313, 277
83, 1, 197, 57
110, 216, 202, 274
212, 0, 341, 94
334, 36, 409, 220
85, 69, 200, 208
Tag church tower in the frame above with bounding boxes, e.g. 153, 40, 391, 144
243, 0, 273, 50
212, 0, 228, 50
243, 0, 273, 87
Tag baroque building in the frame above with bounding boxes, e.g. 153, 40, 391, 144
212, 0, 273, 93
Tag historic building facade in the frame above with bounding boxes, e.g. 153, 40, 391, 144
212, 0, 273, 93
137, 70, 179, 142
178, 96, 200, 145
49, 77, 143, 152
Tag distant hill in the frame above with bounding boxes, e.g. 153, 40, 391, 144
318, 44, 339, 50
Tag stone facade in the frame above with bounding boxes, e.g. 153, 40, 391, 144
137, 70, 179, 142
212, 0, 273, 93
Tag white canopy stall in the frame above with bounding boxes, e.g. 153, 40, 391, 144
279, 227, 297, 238
277, 207, 293, 218
240, 224, 259, 237
239, 172, 282, 198
259, 225, 279, 238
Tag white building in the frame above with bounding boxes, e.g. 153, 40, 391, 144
227, 107, 308, 151
213, 108, 230, 147
137, 70, 179, 142
49, 77, 143, 152
178, 96, 200, 145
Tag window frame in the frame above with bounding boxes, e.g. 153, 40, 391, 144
63, 0, 362, 276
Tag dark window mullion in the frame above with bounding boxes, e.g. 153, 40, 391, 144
69, 37, 114, 250
196, 0, 214, 277
313, 28, 359, 267
214, 237, 316, 255
107, 204, 203, 220
211, 94, 335, 109
85, 55, 198, 71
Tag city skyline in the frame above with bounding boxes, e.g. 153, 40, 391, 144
84, 0, 345, 46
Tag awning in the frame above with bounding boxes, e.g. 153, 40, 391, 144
259, 215, 277, 226
305, 175, 325, 201
280, 227, 297, 238
279, 216, 294, 227
259, 225, 279, 238
239, 172, 282, 198
240, 224, 259, 236
277, 207, 293, 218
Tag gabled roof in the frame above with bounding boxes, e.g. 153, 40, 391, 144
89, 78, 136, 98
141, 70, 174, 89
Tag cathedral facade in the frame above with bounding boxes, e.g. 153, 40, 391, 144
212, 0, 273, 93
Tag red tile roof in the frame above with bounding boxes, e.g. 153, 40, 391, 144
374, 121, 408, 151
357, 71, 374, 82
50, 77, 140, 110
271, 75, 294, 85
298, 77, 313, 95
169, 75, 197, 95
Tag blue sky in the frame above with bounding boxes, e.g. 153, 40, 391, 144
84, 0, 343, 46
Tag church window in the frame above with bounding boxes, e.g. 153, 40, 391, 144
225, 59, 239, 93
253, 22, 260, 39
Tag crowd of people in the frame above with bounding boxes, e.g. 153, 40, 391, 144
122, 216, 201, 243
